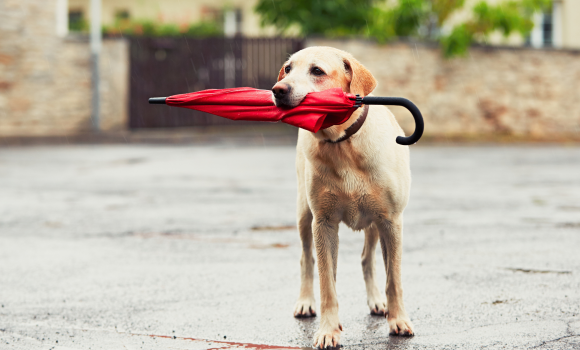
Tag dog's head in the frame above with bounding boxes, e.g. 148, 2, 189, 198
272, 46, 377, 108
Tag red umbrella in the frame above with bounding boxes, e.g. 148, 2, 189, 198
152, 87, 357, 133
149, 87, 424, 145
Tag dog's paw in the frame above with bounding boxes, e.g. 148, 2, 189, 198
313, 324, 342, 349
368, 296, 387, 316
387, 315, 414, 336
293, 298, 316, 318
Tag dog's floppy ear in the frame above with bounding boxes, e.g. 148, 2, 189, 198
277, 65, 286, 82
343, 57, 377, 97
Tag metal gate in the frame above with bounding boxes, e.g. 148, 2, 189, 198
129, 37, 304, 128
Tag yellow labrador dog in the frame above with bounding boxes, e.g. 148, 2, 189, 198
271, 47, 414, 348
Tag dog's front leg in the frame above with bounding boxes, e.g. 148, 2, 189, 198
312, 217, 342, 348
377, 216, 414, 336
294, 202, 316, 317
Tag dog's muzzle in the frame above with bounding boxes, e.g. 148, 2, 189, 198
272, 83, 293, 108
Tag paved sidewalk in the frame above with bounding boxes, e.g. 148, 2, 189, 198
1, 144, 579, 349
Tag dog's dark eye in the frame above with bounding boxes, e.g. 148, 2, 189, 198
311, 67, 325, 76
284, 65, 291, 74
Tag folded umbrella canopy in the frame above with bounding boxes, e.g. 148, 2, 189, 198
149, 87, 424, 145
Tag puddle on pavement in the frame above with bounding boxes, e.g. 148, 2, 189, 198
131, 231, 291, 249
505, 267, 572, 274
482, 299, 520, 305
556, 222, 580, 228
251, 225, 297, 231
132, 231, 252, 243
521, 218, 580, 228
250, 243, 290, 249
421, 218, 447, 225
44, 221, 64, 228
520, 217, 552, 224
132, 332, 310, 350
558, 205, 580, 211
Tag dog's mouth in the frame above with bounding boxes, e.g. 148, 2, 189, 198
274, 99, 295, 109
273, 94, 306, 109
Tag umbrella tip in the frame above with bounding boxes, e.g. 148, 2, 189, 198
149, 97, 167, 104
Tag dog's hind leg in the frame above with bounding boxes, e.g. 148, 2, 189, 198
377, 216, 414, 336
293, 193, 316, 318
362, 224, 387, 316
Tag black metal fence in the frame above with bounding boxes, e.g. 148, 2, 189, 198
129, 37, 304, 128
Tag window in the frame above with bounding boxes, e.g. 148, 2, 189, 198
68, 10, 85, 32
527, 9, 558, 48
115, 9, 130, 21
542, 11, 553, 46
200, 6, 222, 23
224, 8, 242, 37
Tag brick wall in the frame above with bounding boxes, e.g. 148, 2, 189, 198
307, 39, 580, 140
0, 0, 128, 137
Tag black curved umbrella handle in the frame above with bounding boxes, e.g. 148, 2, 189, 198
360, 96, 424, 145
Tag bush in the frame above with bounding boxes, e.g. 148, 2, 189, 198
102, 19, 223, 37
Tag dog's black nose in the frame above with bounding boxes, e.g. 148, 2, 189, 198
272, 83, 290, 100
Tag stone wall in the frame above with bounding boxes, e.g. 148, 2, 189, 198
307, 39, 580, 140
0, 0, 128, 137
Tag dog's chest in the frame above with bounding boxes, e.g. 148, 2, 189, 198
313, 162, 387, 230
305, 140, 399, 229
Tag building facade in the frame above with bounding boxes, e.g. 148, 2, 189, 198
66, 0, 276, 37
1, 0, 579, 138
61, 0, 580, 48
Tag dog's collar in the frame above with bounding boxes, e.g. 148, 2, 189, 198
324, 105, 369, 144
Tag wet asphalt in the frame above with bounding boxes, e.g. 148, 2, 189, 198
0, 143, 579, 350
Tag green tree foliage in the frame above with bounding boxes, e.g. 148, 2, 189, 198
254, 0, 376, 36
441, 0, 551, 57
255, 0, 552, 57
432, 0, 466, 25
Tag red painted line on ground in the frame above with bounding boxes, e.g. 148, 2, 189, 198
132, 332, 302, 350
